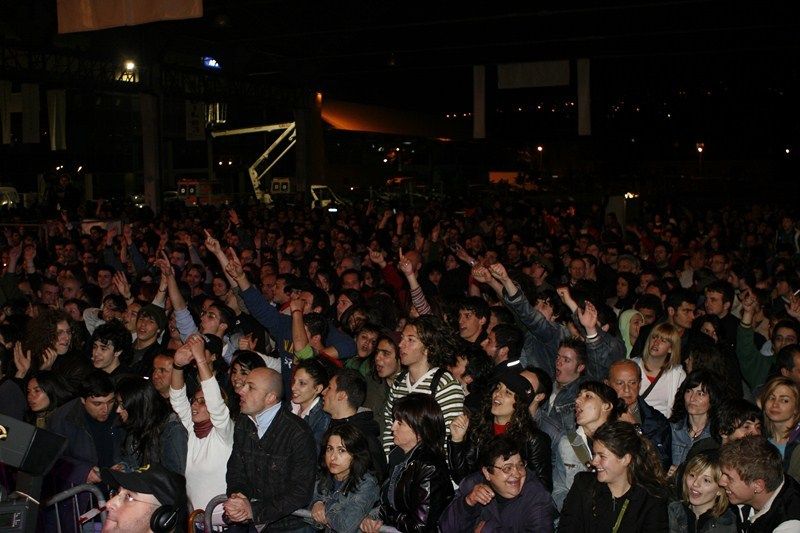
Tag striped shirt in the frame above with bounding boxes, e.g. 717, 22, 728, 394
381, 367, 465, 454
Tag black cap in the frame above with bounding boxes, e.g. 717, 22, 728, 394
102, 463, 186, 508
497, 370, 535, 404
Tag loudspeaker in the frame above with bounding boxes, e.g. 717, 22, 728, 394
150, 505, 178, 533
0, 414, 66, 475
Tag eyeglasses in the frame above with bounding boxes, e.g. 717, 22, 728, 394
110, 489, 159, 506
200, 310, 219, 319
56, 329, 72, 338
190, 397, 206, 405
489, 461, 527, 475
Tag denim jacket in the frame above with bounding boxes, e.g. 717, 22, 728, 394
546, 377, 583, 434
307, 473, 380, 533
670, 418, 711, 466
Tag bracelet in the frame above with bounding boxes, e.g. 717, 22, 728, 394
586, 332, 599, 340
291, 309, 303, 315
739, 320, 752, 328
172, 362, 187, 370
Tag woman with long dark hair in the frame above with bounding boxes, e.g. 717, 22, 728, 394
307, 424, 380, 533
668, 369, 724, 472
115, 376, 187, 474
226, 350, 267, 417
448, 370, 552, 490
24, 371, 67, 427
560, 420, 669, 531
361, 392, 454, 533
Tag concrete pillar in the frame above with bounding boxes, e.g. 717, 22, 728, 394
294, 92, 324, 191
140, 93, 161, 211
577, 58, 591, 136
473, 66, 486, 139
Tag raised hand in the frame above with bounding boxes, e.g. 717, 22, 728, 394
368, 249, 387, 269
578, 300, 599, 334
122, 224, 133, 246
228, 209, 241, 227
13, 342, 31, 378
204, 229, 222, 256
431, 223, 441, 242
786, 292, 800, 320
488, 262, 510, 283
155, 252, 173, 279
173, 341, 195, 368
224, 248, 245, 282
449, 413, 470, 443
113, 272, 132, 300
397, 248, 414, 277
471, 265, 493, 285
105, 226, 118, 247
289, 295, 305, 314
40, 347, 58, 371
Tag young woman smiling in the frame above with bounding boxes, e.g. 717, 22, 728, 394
668, 452, 737, 532
448, 370, 553, 490
560, 420, 669, 532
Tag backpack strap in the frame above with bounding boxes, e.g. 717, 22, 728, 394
429, 367, 448, 397
568, 430, 593, 468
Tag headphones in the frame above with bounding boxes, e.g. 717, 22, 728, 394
150, 504, 179, 533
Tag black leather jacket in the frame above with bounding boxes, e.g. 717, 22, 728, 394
380, 444, 454, 532
447, 427, 553, 491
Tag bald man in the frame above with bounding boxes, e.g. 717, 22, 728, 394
224, 368, 316, 531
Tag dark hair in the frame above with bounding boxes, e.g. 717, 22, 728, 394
116, 376, 174, 466
777, 344, 800, 373
459, 296, 490, 322
718, 399, 762, 439
635, 293, 664, 316
296, 358, 330, 389
460, 341, 494, 396
593, 420, 667, 497
92, 319, 133, 365
524, 366, 553, 405
559, 337, 588, 368
535, 289, 567, 321
231, 350, 267, 373
319, 424, 373, 494
27, 371, 68, 412
81, 370, 115, 398
692, 314, 726, 344
578, 381, 627, 422
392, 392, 446, 457
668, 369, 724, 441
405, 315, 458, 369
772, 320, 800, 345
478, 435, 523, 469
705, 280, 734, 304
489, 306, 515, 327
666, 289, 696, 313
103, 293, 128, 313
469, 379, 541, 452
208, 301, 236, 328
491, 323, 524, 361
304, 312, 329, 339
333, 368, 367, 409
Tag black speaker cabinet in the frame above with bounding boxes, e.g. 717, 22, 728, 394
0, 414, 66, 476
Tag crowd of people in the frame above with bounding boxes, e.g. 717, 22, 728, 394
2, 189, 800, 532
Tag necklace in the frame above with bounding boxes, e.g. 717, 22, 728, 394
688, 425, 704, 439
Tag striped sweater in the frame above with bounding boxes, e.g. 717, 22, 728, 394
381, 367, 465, 454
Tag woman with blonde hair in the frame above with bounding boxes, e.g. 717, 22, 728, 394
631, 322, 686, 418
668, 452, 736, 532
760, 376, 800, 480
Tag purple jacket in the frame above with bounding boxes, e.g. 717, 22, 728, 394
439, 469, 555, 532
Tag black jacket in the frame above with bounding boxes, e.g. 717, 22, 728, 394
448, 427, 553, 491
379, 444, 454, 532
226, 406, 317, 528
329, 410, 388, 481
740, 475, 800, 532
637, 397, 672, 469
559, 472, 669, 532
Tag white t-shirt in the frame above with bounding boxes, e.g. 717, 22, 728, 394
632, 357, 686, 418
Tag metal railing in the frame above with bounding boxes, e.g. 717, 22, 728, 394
43, 483, 108, 533
199, 494, 400, 533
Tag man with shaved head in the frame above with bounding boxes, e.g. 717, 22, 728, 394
224, 368, 316, 531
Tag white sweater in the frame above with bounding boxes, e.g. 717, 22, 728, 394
170, 378, 234, 524
632, 357, 686, 418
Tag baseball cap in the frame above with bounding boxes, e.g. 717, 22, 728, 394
103, 463, 186, 508
202, 334, 224, 360
497, 370, 535, 404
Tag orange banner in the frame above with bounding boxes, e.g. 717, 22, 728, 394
57, 0, 202, 34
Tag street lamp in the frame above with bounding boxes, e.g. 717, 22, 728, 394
536, 145, 543, 171
696, 143, 704, 176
